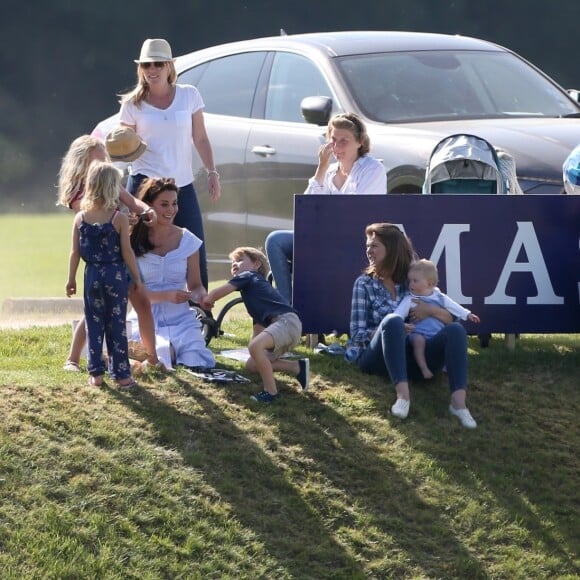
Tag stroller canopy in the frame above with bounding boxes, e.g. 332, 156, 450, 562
423, 134, 510, 194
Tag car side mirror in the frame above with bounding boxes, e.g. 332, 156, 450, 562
568, 89, 580, 103
301, 96, 333, 126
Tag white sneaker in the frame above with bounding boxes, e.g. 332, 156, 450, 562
391, 398, 410, 419
449, 405, 477, 429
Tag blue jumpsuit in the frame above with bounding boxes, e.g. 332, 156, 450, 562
79, 210, 131, 380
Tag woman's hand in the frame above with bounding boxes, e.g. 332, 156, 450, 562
140, 208, 157, 227
409, 299, 429, 322
317, 142, 334, 169
208, 173, 221, 202
189, 286, 207, 305
167, 289, 193, 304
410, 299, 453, 324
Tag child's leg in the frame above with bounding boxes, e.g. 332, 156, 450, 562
246, 332, 279, 394
85, 310, 105, 380
104, 291, 133, 386
410, 333, 433, 379
246, 330, 306, 394
64, 316, 86, 370
129, 285, 160, 365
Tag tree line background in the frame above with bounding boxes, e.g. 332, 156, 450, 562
1, 0, 579, 212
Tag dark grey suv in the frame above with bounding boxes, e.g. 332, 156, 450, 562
94, 31, 580, 277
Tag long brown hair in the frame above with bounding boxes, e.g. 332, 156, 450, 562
130, 177, 179, 256
364, 223, 414, 283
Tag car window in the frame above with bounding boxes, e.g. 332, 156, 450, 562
179, 52, 267, 118
177, 62, 206, 87
337, 51, 578, 123
265, 52, 332, 123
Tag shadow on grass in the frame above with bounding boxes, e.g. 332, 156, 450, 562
110, 375, 364, 578
359, 336, 580, 576
111, 366, 489, 579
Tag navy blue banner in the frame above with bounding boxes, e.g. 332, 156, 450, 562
293, 195, 580, 335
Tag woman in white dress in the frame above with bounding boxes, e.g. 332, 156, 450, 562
128, 177, 215, 370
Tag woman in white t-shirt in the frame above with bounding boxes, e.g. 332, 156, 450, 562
119, 38, 220, 289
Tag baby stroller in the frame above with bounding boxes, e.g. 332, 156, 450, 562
423, 133, 522, 346
422, 133, 514, 194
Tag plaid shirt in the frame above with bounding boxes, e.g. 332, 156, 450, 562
345, 274, 408, 362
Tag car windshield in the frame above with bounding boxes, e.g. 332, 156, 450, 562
337, 50, 578, 123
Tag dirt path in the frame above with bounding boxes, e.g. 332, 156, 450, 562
1, 298, 83, 329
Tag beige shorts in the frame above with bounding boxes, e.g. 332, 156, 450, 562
264, 312, 302, 360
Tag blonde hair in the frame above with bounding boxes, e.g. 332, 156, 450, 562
327, 112, 371, 157
80, 162, 122, 212
119, 61, 177, 107
57, 135, 108, 207
409, 259, 438, 286
229, 247, 269, 277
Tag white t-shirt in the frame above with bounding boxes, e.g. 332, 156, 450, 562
119, 84, 204, 187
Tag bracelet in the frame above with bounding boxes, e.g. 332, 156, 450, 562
207, 169, 220, 179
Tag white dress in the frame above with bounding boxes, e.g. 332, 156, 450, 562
128, 229, 215, 370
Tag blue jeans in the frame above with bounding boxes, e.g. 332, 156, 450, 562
127, 174, 208, 289
357, 314, 468, 392
265, 229, 294, 305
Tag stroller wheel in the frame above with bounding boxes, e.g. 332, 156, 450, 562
215, 297, 245, 340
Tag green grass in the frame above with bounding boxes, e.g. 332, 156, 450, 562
0, 213, 74, 303
0, 324, 579, 578
1, 214, 579, 577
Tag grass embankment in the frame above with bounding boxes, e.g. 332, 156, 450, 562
0, 324, 578, 578
1, 214, 578, 577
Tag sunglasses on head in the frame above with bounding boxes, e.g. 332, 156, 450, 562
140, 61, 166, 69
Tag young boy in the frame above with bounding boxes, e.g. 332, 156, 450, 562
394, 259, 480, 379
202, 247, 309, 402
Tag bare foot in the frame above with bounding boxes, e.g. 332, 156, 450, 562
89, 375, 104, 387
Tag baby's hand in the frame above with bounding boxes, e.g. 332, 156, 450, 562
468, 313, 481, 323
404, 323, 414, 335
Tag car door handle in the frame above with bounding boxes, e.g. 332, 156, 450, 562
251, 145, 276, 157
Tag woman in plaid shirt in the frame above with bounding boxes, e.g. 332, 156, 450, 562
345, 223, 477, 429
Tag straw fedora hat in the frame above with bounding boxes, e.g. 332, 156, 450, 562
134, 38, 173, 63
105, 126, 147, 162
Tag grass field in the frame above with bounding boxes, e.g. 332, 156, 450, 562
0, 213, 74, 304
0, 214, 579, 577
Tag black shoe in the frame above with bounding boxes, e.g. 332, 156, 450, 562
250, 390, 279, 403
297, 358, 310, 391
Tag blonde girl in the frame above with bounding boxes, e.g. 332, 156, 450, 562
58, 134, 162, 371
66, 162, 142, 388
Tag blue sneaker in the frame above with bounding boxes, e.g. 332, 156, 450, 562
250, 390, 279, 403
297, 358, 310, 391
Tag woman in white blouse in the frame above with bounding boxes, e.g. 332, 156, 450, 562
265, 112, 387, 304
